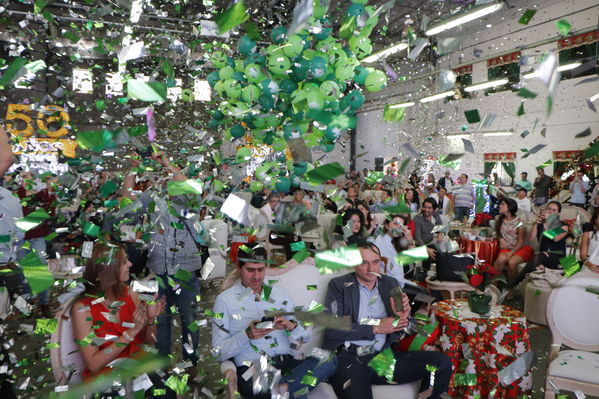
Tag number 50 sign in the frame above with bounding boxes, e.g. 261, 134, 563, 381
6, 104, 77, 157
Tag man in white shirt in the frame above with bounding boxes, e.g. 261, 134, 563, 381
514, 187, 532, 213
212, 244, 337, 398
429, 186, 451, 216
569, 171, 588, 208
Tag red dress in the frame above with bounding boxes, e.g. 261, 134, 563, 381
79, 287, 144, 380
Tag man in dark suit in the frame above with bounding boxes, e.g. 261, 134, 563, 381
323, 242, 452, 399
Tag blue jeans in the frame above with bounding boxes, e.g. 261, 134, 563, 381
454, 206, 471, 221
237, 355, 338, 399
156, 273, 200, 364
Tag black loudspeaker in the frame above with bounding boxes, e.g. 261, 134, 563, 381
374, 157, 384, 172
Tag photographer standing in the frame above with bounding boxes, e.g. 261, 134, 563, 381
569, 170, 588, 208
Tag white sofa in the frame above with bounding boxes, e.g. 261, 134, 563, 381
220, 258, 419, 398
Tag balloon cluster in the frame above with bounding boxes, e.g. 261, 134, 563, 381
206, 0, 388, 192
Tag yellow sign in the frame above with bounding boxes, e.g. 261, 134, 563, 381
12, 138, 77, 158
6, 104, 76, 157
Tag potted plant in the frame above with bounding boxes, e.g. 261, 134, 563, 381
461, 261, 505, 316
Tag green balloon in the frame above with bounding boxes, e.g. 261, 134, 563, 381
244, 63, 265, 83
259, 94, 275, 110
230, 124, 246, 138
238, 35, 256, 56
313, 0, 328, 19
267, 54, 291, 75
236, 147, 252, 162
214, 80, 226, 97
293, 162, 308, 175
272, 137, 287, 152
207, 71, 220, 87
345, 89, 364, 109
232, 71, 247, 83
263, 131, 275, 145
280, 79, 298, 94
308, 57, 328, 79
353, 66, 370, 85
219, 66, 235, 80
208, 118, 220, 129
347, 3, 366, 17
365, 69, 387, 92
260, 79, 280, 96
210, 51, 228, 68
306, 90, 324, 110
244, 53, 266, 66
314, 17, 333, 40
271, 26, 288, 44
335, 62, 355, 81
234, 59, 246, 72
282, 35, 304, 58
212, 110, 225, 120
291, 58, 310, 81
290, 174, 301, 188
325, 125, 342, 141
250, 181, 264, 192
348, 36, 372, 59
283, 122, 302, 140
242, 84, 261, 103
224, 79, 242, 98
275, 176, 291, 193
320, 80, 341, 100
321, 140, 335, 152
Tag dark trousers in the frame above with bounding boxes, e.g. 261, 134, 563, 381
236, 355, 337, 399
508, 251, 563, 289
329, 348, 452, 399
268, 232, 301, 260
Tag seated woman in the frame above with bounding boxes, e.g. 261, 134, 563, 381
335, 209, 365, 245
71, 243, 164, 381
509, 201, 571, 288
373, 214, 415, 285
493, 198, 534, 286
356, 200, 379, 236
405, 188, 420, 213
581, 208, 599, 274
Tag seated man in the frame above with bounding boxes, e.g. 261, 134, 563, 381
212, 244, 337, 398
413, 198, 443, 274
369, 189, 397, 213
323, 242, 452, 399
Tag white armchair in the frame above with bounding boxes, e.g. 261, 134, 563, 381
200, 219, 228, 279
50, 299, 85, 384
219, 259, 419, 398
544, 272, 599, 398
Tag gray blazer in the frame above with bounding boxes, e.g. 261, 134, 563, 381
323, 272, 403, 351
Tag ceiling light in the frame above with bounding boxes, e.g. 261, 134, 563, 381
425, 1, 504, 36
389, 101, 415, 109
523, 62, 583, 79
483, 131, 513, 136
361, 42, 408, 63
464, 78, 509, 92
420, 90, 455, 103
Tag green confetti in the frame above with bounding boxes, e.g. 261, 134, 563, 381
453, 373, 477, 386
315, 246, 362, 274
555, 19, 572, 35
262, 284, 273, 301
368, 347, 396, 382
95, 100, 106, 112
16, 208, 50, 232
518, 88, 537, 99
517, 102, 525, 116
174, 269, 193, 282
301, 370, 318, 387
35, 318, 58, 335
365, 171, 384, 185
83, 222, 100, 238
383, 105, 406, 122
76, 129, 115, 151
339, 16, 357, 39
290, 241, 306, 252
581, 140, 599, 159
560, 255, 580, 277
0, 57, 27, 87
165, 374, 190, 395
396, 246, 430, 266
127, 80, 167, 102
292, 248, 310, 264
306, 285, 318, 291
99, 181, 118, 197
542, 227, 565, 240
464, 109, 481, 124
215, 0, 250, 34
304, 162, 345, 185
205, 309, 223, 319
167, 179, 203, 196
18, 252, 53, 295
518, 9, 536, 25
382, 202, 411, 214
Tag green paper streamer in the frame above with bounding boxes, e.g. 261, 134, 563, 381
518, 88, 537, 99
99, 181, 118, 197
542, 227, 565, 240
127, 80, 167, 102
16, 208, 50, 232
215, 0, 250, 34
518, 9, 536, 25
304, 162, 345, 185
382, 202, 411, 214
262, 284, 273, 301
167, 179, 203, 196
339, 16, 357, 39
290, 241, 306, 252
301, 371, 318, 387
368, 347, 396, 382
18, 252, 53, 295
0, 57, 27, 87
560, 255, 580, 277
165, 374, 189, 395
315, 246, 362, 274
365, 171, 384, 185
396, 245, 429, 266
537, 159, 553, 169
83, 222, 100, 238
